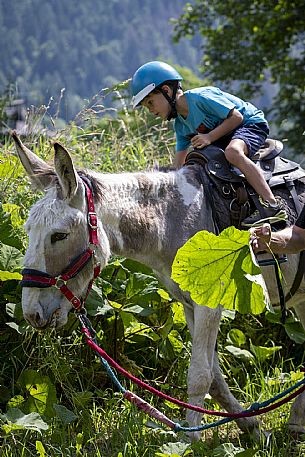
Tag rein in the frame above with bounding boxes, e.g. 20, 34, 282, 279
20, 178, 101, 311
20, 177, 305, 431
78, 310, 305, 432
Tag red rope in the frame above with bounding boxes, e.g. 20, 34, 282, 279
83, 329, 305, 419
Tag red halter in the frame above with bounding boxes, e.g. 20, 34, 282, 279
20, 178, 101, 311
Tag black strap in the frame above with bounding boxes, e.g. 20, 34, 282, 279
285, 250, 305, 302
198, 167, 220, 235
274, 255, 289, 324
284, 176, 302, 214
157, 82, 179, 121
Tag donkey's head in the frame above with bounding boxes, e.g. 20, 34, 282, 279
12, 133, 110, 329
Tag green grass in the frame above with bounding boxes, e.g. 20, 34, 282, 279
2, 326, 305, 456
1, 89, 305, 456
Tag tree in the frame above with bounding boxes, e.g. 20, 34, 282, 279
0, 0, 202, 120
172, 0, 305, 154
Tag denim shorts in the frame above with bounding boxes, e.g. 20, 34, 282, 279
212, 122, 270, 158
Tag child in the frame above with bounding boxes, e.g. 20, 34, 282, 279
131, 61, 287, 227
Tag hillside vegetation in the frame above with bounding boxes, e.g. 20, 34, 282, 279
0, 98, 305, 456
0, 0, 201, 118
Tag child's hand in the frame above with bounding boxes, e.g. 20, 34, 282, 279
191, 133, 211, 149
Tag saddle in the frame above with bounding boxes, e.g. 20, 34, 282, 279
185, 139, 305, 227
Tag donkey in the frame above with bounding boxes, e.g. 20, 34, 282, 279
12, 132, 305, 440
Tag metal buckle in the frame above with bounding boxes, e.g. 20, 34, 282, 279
88, 212, 98, 230
222, 184, 231, 196
55, 277, 67, 289
71, 296, 81, 309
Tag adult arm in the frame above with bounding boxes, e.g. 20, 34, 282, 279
250, 223, 305, 254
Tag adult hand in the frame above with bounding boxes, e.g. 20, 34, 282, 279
191, 133, 211, 149
249, 223, 271, 253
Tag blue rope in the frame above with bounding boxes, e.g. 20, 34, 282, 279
174, 375, 305, 432
93, 342, 305, 432
78, 313, 305, 432
78, 312, 126, 394
95, 346, 127, 395
247, 376, 305, 410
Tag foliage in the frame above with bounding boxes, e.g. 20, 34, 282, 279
0, 0, 202, 119
172, 0, 305, 153
172, 227, 269, 314
0, 98, 305, 455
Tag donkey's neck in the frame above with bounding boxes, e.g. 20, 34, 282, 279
90, 168, 202, 270
93, 170, 174, 259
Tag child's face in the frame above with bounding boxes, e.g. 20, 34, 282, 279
141, 91, 171, 121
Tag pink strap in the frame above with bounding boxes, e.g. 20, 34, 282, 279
124, 391, 176, 429
82, 181, 99, 245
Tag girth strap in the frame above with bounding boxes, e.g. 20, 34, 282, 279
285, 250, 305, 302
284, 176, 303, 215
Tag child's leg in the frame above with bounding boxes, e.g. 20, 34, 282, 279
224, 139, 277, 204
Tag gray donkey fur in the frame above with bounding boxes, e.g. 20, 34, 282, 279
12, 133, 305, 440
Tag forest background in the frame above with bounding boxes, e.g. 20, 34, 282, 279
0, 0, 202, 120
1, 0, 304, 153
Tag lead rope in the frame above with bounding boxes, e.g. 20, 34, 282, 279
77, 311, 305, 432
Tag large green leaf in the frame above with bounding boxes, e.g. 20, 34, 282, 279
85, 283, 113, 316
0, 270, 22, 281
0, 204, 24, 250
212, 443, 254, 456
225, 345, 254, 362
53, 404, 77, 425
250, 342, 282, 362
157, 441, 192, 457
0, 243, 23, 272
227, 329, 246, 347
17, 369, 57, 419
171, 227, 269, 314
2, 408, 48, 432
284, 322, 305, 344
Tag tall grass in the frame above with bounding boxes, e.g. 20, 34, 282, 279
1, 87, 305, 456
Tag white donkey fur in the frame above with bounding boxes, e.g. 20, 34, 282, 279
13, 134, 305, 439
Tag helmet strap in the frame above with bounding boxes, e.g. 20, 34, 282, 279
157, 82, 179, 121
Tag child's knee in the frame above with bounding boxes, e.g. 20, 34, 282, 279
224, 146, 244, 165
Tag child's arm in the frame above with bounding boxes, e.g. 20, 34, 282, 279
191, 109, 243, 149
174, 150, 188, 168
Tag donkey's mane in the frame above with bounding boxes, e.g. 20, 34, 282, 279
33, 167, 107, 198
34, 164, 179, 205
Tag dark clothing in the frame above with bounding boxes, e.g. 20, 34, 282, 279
295, 205, 305, 229
211, 122, 269, 158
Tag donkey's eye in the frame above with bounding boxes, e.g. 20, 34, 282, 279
51, 232, 69, 244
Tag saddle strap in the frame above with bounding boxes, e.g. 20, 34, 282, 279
229, 185, 249, 228
284, 176, 302, 214
247, 191, 269, 218
273, 255, 288, 323
198, 166, 221, 234
285, 250, 305, 303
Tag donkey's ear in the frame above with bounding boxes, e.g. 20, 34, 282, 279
12, 131, 54, 190
54, 143, 80, 201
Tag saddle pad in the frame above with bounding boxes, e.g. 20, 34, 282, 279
186, 146, 305, 187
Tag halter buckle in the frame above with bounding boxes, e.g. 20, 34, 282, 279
88, 212, 98, 230
55, 277, 67, 289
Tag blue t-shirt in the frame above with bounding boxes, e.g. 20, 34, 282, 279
174, 87, 267, 152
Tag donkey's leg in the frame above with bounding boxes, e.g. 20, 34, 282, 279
184, 304, 221, 439
287, 301, 305, 434
209, 352, 261, 438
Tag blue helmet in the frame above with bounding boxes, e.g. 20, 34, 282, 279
131, 61, 183, 108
